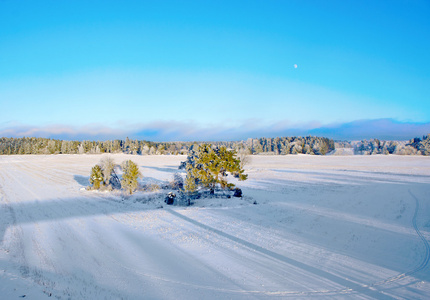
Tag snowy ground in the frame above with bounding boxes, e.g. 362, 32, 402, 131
0, 154, 429, 299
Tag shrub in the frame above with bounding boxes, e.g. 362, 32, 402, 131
170, 172, 184, 190
144, 183, 160, 192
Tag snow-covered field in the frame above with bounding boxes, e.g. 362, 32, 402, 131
1, 154, 429, 299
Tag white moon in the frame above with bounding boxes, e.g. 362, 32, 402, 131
294, 64, 298, 69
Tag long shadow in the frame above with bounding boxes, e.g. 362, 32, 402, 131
74, 173, 167, 187
11, 197, 142, 223
346, 169, 430, 180
269, 169, 430, 185
143, 166, 182, 173
0, 194, 415, 299
1, 175, 429, 295
167, 209, 397, 299
74, 175, 89, 186
141, 176, 166, 185
0, 194, 160, 244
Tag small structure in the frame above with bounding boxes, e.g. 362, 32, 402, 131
165, 192, 176, 205
233, 188, 242, 197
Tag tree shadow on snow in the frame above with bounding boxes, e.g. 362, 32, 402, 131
1, 174, 429, 292
140, 176, 166, 186
142, 166, 183, 174
0, 195, 164, 244
74, 175, 89, 186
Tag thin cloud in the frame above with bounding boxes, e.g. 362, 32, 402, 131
1, 119, 429, 142
0, 124, 127, 141
310, 119, 430, 140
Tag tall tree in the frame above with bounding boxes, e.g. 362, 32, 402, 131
121, 160, 142, 194
183, 144, 247, 193
89, 165, 104, 189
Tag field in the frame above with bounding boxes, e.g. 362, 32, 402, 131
1, 154, 429, 299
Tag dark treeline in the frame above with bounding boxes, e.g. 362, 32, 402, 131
0, 136, 335, 156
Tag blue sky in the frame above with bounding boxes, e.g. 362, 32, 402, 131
1, 0, 429, 141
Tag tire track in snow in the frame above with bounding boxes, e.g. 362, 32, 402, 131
0, 165, 126, 299
408, 189, 430, 274
365, 189, 430, 289
1, 156, 427, 298
166, 208, 396, 299
0, 165, 77, 297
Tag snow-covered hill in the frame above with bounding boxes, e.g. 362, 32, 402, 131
1, 154, 429, 299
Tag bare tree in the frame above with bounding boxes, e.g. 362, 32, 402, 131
237, 148, 251, 169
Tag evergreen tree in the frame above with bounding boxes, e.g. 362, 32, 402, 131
182, 144, 247, 194
184, 172, 197, 193
89, 165, 104, 189
121, 160, 142, 194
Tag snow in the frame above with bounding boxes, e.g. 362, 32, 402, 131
0, 153, 429, 299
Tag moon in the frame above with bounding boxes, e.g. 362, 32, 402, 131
294, 64, 298, 69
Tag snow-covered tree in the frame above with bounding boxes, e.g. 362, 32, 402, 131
78, 144, 85, 154
237, 148, 251, 169
184, 172, 197, 193
182, 144, 247, 194
171, 172, 184, 190
89, 165, 104, 189
121, 160, 142, 194
100, 156, 115, 183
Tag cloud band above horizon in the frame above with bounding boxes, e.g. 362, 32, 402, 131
1, 119, 429, 142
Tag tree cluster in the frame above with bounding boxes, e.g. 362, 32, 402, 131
0, 136, 335, 156
0, 137, 191, 155
2, 134, 429, 156
351, 135, 430, 155
406, 135, 430, 155
243, 136, 335, 155
181, 144, 248, 195
89, 157, 141, 194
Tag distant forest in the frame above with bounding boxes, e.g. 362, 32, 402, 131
336, 134, 430, 155
0, 136, 334, 155
0, 134, 429, 156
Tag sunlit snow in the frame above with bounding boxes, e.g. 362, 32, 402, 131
0, 154, 429, 299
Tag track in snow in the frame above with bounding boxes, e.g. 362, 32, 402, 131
166, 188, 430, 299
408, 190, 430, 275
1, 154, 430, 299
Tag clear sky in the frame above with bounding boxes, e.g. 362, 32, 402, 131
1, 0, 429, 141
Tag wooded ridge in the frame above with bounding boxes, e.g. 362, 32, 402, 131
1, 134, 429, 156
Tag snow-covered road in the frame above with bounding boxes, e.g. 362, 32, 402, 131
1, 154, 429, 299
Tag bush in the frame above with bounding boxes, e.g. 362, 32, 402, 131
170, 172, 184, 190
143, 183, 160, 192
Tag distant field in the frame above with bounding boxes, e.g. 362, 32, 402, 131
1, 154, 429, 299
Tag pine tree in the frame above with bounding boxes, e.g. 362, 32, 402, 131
89, 165, 104, 189
182, 144, 247, 194
184, 172, 197, 193
121, 160, 142, 194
